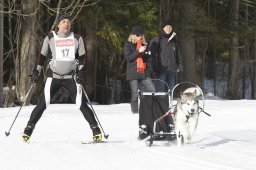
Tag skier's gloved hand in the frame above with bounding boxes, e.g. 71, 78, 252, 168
76, 70, 85, 84
31, 70, 39, 83
177, 64, 183, 72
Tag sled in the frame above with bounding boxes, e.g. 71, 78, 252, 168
137, 79, 176, 146
138, 80, 208, 147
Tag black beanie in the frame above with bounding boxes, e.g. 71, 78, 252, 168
58, 13, 72, 24
163, 19, 172, 27
132, 26, 144, 35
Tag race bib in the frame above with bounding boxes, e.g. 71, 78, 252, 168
53, 31, 75, 61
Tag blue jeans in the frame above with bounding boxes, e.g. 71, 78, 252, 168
130, 78, 155, 101
154, 72, 176, 92
129, 78, 155, 113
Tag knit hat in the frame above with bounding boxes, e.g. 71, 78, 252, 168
163, 19, 172, 27
57, 13, 72, 24
132, 26, 144, 35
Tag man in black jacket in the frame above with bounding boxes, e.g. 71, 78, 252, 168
149, 20, 183, 92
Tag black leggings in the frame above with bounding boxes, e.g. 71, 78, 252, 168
28, 78, 97, 127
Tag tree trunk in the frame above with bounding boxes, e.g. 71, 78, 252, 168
81, 9, 99, 102
0, 2, 3, 107
225, 0, 240, 99
16, 0, 39, 104
179, 1, 197, 84
253, 39, 256, 99
242, 4, 249, 99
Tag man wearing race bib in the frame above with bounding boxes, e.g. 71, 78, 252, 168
22, 13, 102, 142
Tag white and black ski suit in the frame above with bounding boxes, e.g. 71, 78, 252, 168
27, 31, 98, 129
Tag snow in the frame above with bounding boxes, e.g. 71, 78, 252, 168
1, 100, 256, 170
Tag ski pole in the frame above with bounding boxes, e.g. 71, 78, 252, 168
5, 84, 35, 136
81, 85, 109, 139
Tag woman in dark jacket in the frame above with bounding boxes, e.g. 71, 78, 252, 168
124, 26, 155, 113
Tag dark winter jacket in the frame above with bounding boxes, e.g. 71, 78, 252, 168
124, 42, 151, 81
149, 31, 183, 74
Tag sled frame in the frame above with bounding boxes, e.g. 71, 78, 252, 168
138, 91, 176, 147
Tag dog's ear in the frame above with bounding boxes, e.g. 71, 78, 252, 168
180, 92, 185, 103
180, 92, 188, 104
180, 91, 183, 98
193, 89, 197, 97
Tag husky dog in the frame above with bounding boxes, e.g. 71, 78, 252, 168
174, 88, 200, 146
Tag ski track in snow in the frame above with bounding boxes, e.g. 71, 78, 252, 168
1, 101, 256, 170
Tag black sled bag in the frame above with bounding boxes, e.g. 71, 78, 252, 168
138, 93, 173, 135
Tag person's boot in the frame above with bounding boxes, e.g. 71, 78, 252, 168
138, 124, 149, 140
91, 125, 102, 142
22, 123, 35, 142
131, 100, 138, 114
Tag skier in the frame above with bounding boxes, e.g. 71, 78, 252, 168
22, 13, 102, 142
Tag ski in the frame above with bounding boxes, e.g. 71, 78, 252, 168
81, 141, 108, 144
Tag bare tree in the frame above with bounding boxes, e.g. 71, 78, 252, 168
15, 0, 39, 103
0, 1, 3, 107
225, 0, 240, 99
179, 1, 197, 84
253, 39, 256, 98
242, 3, 249, 98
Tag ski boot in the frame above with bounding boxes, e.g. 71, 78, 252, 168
22, 123, 35, 142
91, 125, 102, 142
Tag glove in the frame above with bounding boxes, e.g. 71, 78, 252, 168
76, 70, 85, 84
177, 64, 183, 72
31, 70, 39, 83
142, 51, 151, 62
152, 72, 157, 78
152, 67, 158, 77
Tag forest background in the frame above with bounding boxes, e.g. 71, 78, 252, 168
0, 0, 256, 107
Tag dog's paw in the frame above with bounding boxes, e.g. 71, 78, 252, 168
184, 139, 191, 144
176, 139, 182, 146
